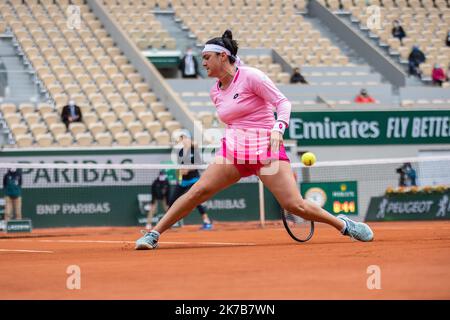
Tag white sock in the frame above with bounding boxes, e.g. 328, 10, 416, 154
150, 230, 160, 239
340, 220, 347, 234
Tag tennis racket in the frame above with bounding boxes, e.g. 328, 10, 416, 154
281, 208, 315, 242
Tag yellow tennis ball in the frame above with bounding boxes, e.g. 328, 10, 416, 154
301, 152, 316, 166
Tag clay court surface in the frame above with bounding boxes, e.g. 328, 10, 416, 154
0, 220, 449, 300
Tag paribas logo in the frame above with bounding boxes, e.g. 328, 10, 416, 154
290, 117, 380, 139
20, 159, 135, 185
204, 199, 246, 210
36, 203, 111, 215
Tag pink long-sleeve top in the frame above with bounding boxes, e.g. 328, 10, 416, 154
210, 66, 292, 160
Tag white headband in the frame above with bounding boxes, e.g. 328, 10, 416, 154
202, 44, 232, 56
202, 44, 244, 66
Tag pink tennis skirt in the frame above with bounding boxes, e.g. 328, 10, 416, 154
216, 138, 290, 177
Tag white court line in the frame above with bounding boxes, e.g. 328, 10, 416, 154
163, 241, 256, 246
14, 239, 256, 246
0, 249, 54, 253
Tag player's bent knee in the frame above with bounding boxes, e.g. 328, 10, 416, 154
283, 200, 306, 215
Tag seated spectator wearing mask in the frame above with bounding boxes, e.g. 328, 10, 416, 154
392, 20, 407, 45
432, 64, 446, 86
354, 89, 376, 104
408, 45, 426, 77
290, 67, 308, 84
61, 100, 82, 130
179, 48, 199, 79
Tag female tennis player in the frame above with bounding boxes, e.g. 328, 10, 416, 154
136, 30, 373, 249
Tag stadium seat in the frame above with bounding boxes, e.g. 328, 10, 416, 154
277, 72, 291, 84
10, 123, 28, 136
42, 113, 58, 127
88, 122, 106, 136
75, 132, 93, 146
119, 111, 136, 125
49, 123, 66, 136
164, 120, 182, 134
153, 131, 170, 145
15, 134, 34, 148
137, 111, 155, 124
130, 102, 147, 114
36, 133, 53, 147
19, 103, 35, 115
106, 93, 123, 105
99, 83, 115, 96
111, 103, 128, 115
82, 112, 99, 126
141, 92, 158, 104
150, 102, 166, 114
119, 90, 136, 105
5, 114, 22, 126
134, 83, 150, 95
55, 133, 73, 147
156, 111, 172, 125
106, 121, 125, 135
30, 123, 47, 137
133, 131, 151, 145
0, 103, 17, 114
37, 103, 54, 116
114, 131, 132, 146
95, 132, 113, 146
145, 121, 162, 135
126, 121, 144, 135
100, 111, 118, 123
69, 122, 87, 136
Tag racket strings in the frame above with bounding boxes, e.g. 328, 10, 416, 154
282, 210, 314, 242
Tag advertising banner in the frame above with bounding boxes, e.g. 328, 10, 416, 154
365, 191, 450, 221
301, 181, 358, 215
287, 111, 450, 145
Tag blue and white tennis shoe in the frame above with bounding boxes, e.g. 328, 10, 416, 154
135, 230, 159, 250
338, 214, 374, 242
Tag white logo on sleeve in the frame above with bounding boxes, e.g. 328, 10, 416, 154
260, 75, 269, 82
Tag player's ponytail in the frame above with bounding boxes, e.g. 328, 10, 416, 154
221, 29, 238, 63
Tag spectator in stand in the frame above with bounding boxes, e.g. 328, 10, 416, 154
392, 20, 407, 46
61, 99, 82, 130
446, 30, 450, 47
408, 45, 426, 77
354, 89, 375, 104
431, 63, 446, 86
290, 67, 308, 84
179, 47, 199, 79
